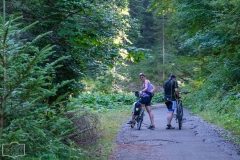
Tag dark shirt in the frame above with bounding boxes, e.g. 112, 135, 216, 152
164, 79, 178, 101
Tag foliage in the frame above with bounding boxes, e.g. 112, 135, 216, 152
184, 90, 240, 144
68, 92, 136, 113
0, 15, 81, 159
148, 0, 174, 16
63, 92, 134, 159
148, 0, 240, 142
82, 71, 118, 94
124, 0, 195, 87
80, 108, 130, 159
152, 92, 164, 103
1, 0, 149, 98
1, 0, 240, 158
129, 0, 155, 49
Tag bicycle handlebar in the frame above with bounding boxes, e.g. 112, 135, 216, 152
177, 91, 191, 99
131, 90, 139, 92
131, 90, 141, 98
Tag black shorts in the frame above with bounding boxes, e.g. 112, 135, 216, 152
139, 96, 151, 106
165, 101, 176, 112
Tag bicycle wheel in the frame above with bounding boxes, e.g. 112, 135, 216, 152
130, 117, 136, 128
177, 103, 183, 130
137, 111, 144, 130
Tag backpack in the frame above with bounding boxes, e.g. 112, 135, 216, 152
146, 91, 154, 98
133, 102, 142, 115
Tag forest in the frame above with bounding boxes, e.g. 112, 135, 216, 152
0, 0, 239, 159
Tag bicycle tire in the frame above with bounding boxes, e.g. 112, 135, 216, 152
130, 118, 136, 128
137, 112, 143, 130
177, 102, 183, 130
130, 123, 135, 128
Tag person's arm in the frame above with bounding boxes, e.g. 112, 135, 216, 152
141, 80, 149, 92
139, 80, 148, 94
151, 84, 155, 93
174, 81, 179, 98
175, 88, 179, 98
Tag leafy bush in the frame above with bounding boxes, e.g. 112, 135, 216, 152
152, 92, 165, 103
65, 92, 135, 159
184, 88, 240, 144
68, 93, 136, 113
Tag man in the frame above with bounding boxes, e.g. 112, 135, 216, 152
163, 74, 179, 129
128, 73, 155, 130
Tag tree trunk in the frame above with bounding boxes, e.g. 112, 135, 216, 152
162, 15, 165, 80
1, 1, 6, 136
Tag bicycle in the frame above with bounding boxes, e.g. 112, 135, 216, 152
174, 91, 190, 130
130, 91, 145, 130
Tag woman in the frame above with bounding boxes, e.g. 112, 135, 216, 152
128, 73, 155, 130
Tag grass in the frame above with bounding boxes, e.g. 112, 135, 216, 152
183, 92, 240, 146
191, 110, 240, 145
81, 105, 131, 159
99, 107, 130, 158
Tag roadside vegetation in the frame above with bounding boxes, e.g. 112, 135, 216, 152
65, 93, 135, 159
184, 85, 240, 145
64, 92, 164, 159
0, 0, 239, 159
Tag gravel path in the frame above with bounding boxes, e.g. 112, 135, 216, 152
109, 103, 240, 160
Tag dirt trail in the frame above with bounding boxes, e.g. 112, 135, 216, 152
109, 103, 240, 160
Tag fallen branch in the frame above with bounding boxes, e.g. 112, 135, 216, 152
67, 126, 96, 138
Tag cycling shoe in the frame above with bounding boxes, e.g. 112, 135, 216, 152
166, 124, 175, 129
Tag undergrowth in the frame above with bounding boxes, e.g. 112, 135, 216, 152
184, 89, 240, 145
68, 92, 136, 113
67, 93, 134, 159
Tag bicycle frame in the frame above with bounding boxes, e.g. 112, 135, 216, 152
132, 106, 145, 130
174, 91, 190, 130
130, 90, 145, 130
175, 100, 183, 130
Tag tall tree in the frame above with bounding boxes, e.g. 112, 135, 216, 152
0, 0, 144, 98
148, 0, 240, 94
0, 15, 75, 158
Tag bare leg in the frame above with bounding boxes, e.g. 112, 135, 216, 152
145, 105, 154, 125
167, 111, 173, 125
131, 102, 136, 121
132, 115, 135, 121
